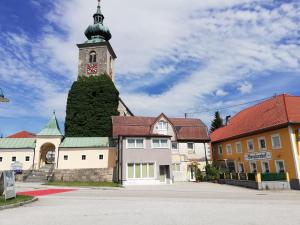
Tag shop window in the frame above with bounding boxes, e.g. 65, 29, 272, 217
250, 162, 257, 173
275, 160, 285, 173
262, 161, 270, 173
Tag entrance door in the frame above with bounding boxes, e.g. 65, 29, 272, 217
190, 166, 196, 181
159, 166, 166, 182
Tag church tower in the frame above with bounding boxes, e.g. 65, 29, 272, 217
77, 0, 116, 81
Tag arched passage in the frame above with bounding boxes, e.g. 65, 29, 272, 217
39, 143, 56, 168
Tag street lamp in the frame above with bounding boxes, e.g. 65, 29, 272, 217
0, 88, 9, 103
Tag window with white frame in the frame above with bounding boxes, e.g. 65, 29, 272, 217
156, 121, 168, 134
275, 160, 285, 173
238, 163, 244, 173
236, 142, 242, 153
171, 142, 178, 150
250, 162, 257, 173
271, 134, 282, 149
226, 144, 232, 154
127, 138, 144, 149
187, 143, 195, 153
261, 161, 270, 173
258, 137, 267, 150
152, 139, 169, 148
247, 139, 254, 152
172, 163, 180, 172
127, 163, 155, 179
218, 145, 223, 155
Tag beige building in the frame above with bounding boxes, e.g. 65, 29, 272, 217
0, 113, 116, 172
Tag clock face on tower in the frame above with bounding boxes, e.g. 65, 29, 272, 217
87, 64, 98, 75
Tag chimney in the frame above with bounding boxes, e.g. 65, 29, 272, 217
225, 115, 231, 126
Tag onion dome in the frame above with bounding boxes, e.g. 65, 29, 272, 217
84, 0, 112, 43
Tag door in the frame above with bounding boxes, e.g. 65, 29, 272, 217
190, 166, 196, 181
159, 166, 166, 182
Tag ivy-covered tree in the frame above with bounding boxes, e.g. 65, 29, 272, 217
210, 111, 223, 133
65, 74, 119, 137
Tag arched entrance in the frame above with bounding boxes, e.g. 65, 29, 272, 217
39, 143, 56, 168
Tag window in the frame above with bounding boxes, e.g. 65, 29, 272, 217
271, 134, 282, 149
156, 121, 168, 135
82, 155, 86, 160
258, 137, 267, 150
0, 157, 2, 162
236, 142, 242, 153
89, 51, 96, 63
275, 160, 285, 173
127, 163, 155, 179
152, 139, 169, 148
187, 143, 195, 153
172, 163, 180, 172
127, 138, 144, 149
25, 156, 30, 162
238, 163, 244, 173
247, 139, 254, 152
226, 144, 232, 155
218, 145, 223, 155
261, 161, 270, 173
12, 156, 16, 162
64, 155, 68, 160
227, 161, 236, 172
250, 162, 257, 173
99, 154, 104, 160
171, 142, 178, 150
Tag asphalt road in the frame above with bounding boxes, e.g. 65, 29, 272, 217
1, 182, 300, 225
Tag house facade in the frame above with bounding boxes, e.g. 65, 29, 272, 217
211, 94, 300, 190
112, 114, 211, 185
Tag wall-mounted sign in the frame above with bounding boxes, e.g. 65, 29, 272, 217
244, 151, 272, 161
0, 171, 16, 200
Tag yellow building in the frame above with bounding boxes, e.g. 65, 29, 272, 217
211, 94, 300, 189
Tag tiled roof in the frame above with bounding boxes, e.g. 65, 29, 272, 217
112, 115, 210, 141
60, 137, 115, 148
211, 94, 300, 143
0, 138, 36, 149
7, 131, 35, 138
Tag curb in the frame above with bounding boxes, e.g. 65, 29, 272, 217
0, 197, 38, 211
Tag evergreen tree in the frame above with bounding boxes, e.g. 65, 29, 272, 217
65, 74, 119, 137
210, 111, 223, 133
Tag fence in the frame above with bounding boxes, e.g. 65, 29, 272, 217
219, 172, 290, 190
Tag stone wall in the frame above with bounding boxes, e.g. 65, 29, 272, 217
51, 168, 114, 182
219, 179, 291, 190
220, 179, 258, 189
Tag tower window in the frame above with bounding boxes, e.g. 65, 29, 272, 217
89, 51, 97, 63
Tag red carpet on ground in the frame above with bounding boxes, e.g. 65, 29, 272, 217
17, 189, 76, 196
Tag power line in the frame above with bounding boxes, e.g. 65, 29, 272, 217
185, 96, 273, 116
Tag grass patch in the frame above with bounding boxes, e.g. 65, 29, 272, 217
45, 181, 121, 187
0, 195, 34, 207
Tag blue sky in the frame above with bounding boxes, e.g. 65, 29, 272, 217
0, 0, 300, 136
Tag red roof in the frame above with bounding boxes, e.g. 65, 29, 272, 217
112, 114, 210, 141
7, 131, 35, 138
211, 94, 300, 143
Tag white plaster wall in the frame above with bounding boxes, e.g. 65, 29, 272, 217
0, 149, 34, 170
34, 137, 62, 169
58, 148, 116, 169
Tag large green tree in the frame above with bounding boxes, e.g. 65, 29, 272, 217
65, 75, 119, 137
210, 111, 223, 133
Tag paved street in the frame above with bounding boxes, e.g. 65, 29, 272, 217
1, 182, 300, 225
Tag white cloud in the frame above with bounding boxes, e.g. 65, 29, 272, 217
215, 89, 228, 97
238, 82, 253, 94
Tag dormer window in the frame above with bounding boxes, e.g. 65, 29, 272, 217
156, 121, 168, 134
89, 51, 97, 63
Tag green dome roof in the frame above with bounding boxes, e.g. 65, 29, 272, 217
84, 1, 111, 43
